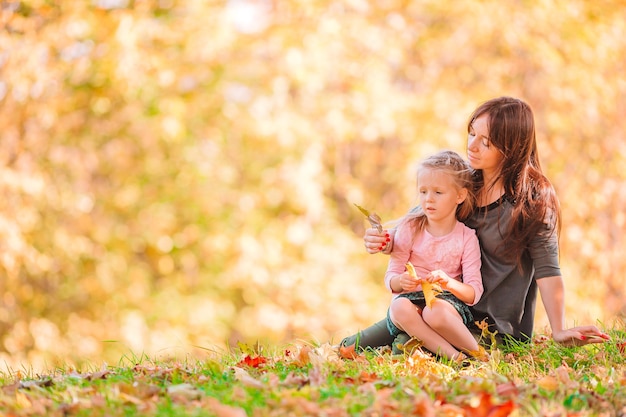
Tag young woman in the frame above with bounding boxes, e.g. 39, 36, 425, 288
385, 150, 483, 361
344, 97, 609, 350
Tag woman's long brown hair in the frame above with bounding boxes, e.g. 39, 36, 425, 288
468, 97, 561, 266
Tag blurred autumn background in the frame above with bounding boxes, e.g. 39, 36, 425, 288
1, 0, 625, 371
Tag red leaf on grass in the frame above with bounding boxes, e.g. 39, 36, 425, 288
338, 344, 358, 360
462, 392, 516, 417
236, 355, 268, 368
358, 371, 379, 383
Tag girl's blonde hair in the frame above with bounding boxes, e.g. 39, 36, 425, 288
398, 150, 475, 234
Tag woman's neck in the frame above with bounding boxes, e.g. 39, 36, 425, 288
478, 175, 504, 206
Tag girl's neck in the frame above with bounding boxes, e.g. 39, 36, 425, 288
425, 217, 457, 237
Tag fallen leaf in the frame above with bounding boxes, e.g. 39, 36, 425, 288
18, 378, 54, 389
206, 397, 247, 417
338, 344, 358, 360
236, 355, 267, 368
536, 375, 559, 391
230, 367, 265, 389
411, 392, 436, 417
467, 345, 490, 362
117, 381, 160, 399
555, 365, 572, 386
308, 363, 325, 387
475, 318, 500, 348
293, 345, 312, 366
167, 383, 202, 402
86, 370, 110, 381
313, 342, 342, 363
118, 391, 144, 405
396, 336, 424, 355
358, 371, 379, 383
462, 392, 516, 417
280, 372, 309, 388
496, 381, 519, 397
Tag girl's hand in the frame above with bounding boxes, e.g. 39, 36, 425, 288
425, 269, 451, 288
399, 272, 420, 292
363, 227, 390, 254
552, 326, 610, 346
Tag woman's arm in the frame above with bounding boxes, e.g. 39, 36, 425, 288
384, 225, 414, 292
364, 206, 421, 254
537, 276, 610, 346
364, 227, 393, 254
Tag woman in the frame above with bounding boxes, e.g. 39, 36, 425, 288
343, 97, 609, 350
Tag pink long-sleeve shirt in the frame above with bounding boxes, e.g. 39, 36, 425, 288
384, 220, 483, 305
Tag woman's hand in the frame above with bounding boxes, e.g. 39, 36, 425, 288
552, 326, 610, 346
363, 227, 390, 254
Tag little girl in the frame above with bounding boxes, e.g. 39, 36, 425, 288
385, 150, 483, 361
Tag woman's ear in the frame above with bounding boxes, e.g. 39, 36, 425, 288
457, 188, 468, 204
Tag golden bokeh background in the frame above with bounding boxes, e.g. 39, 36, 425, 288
1, 0, 625, 372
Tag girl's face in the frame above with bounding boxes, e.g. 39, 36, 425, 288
467, 114, 504, 177
417, 169, 467, 224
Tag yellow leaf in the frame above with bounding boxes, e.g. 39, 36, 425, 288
474, 318, 499, 349
422, 281, 442, 309
466, 345, 490, 362
354, 203, 383, 233
405, 262, 441, 308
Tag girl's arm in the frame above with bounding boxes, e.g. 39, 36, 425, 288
427, 271, 476, 304
537, 276, 609, 345
459, 228, 483, 305
388, 272, 419, 293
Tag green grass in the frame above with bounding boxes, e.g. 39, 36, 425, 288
1, 325, 625, 416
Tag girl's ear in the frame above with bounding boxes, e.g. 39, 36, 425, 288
457, 188, 468, 204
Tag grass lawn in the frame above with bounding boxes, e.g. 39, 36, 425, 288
1, 323, 625, 416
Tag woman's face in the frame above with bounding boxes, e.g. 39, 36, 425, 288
467, 114, 503, 177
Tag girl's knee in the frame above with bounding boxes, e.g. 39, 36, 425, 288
390, 298, 418, 321
423, 303, 460, 329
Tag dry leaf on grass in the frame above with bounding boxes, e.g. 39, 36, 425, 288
230, 367, 265, 389
206, 398, 247, 417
